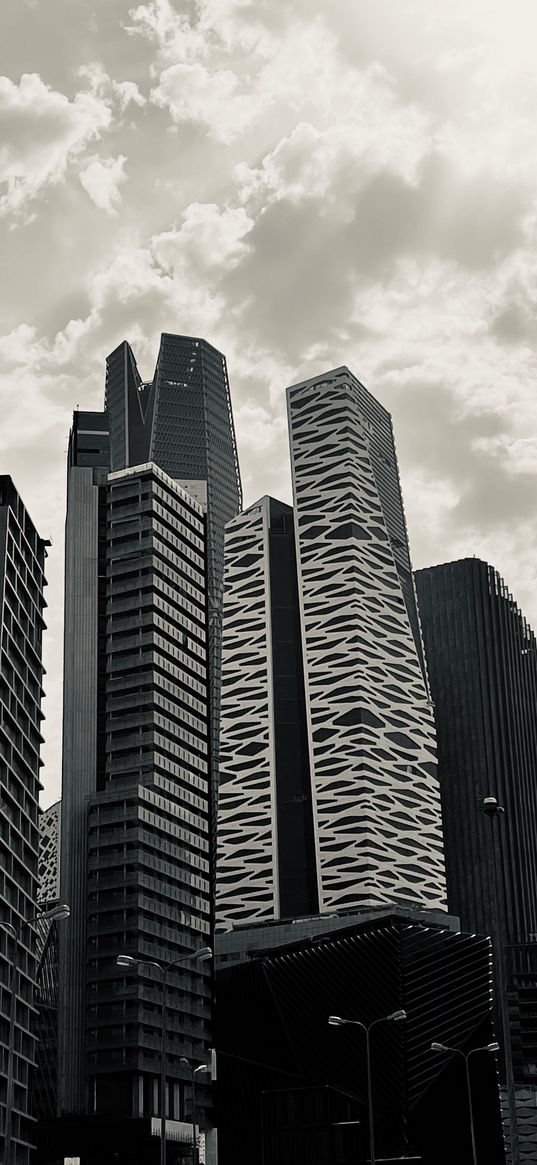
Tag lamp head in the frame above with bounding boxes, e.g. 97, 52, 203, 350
192, 946, 212, 962
388, 1009, 406, 1022
328, 1015, 344, 1026
431, 1042, 449, 1052
43, 903, 70, 921
481, 796, 505, 816
116, 955, 137, 967
487, 1042, 500, 1052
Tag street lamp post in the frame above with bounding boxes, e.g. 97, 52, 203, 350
179, 1057, 210, 1165
1, 903, 70, 1165
431, 1040, 499, 1165
328, 1009, 406, 1165
481, 794, 520, 1164
116, 947, 212, 1165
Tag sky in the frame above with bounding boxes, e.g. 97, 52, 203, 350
3, 0, 537, 806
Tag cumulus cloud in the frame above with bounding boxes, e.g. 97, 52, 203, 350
79, 154, 128, 213
0, 72, 112, 215
9, 0, 537, 803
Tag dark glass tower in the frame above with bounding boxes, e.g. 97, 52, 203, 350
105, 334, 242, 808
415, 559, 537, 954
57, 335, 241, 1158
415, 558, 537, 1159
0, 477, 48, 1165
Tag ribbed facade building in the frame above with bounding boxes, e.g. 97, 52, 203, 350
217, 367, 446, 929
216, 910, 504, 1165
0, 477, 48, 1165
57, 334, 240, 1158
416, 558, 537, 1161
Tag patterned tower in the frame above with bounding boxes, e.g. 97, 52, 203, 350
216, 497, 317, 929
287, 366, 446, 913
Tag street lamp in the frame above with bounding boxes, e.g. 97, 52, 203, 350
116, 947, 212, 1165
328, 1010, 406, 1164
179, 1057, 210, 1165
431, 1040, 499, 1165
1, 903, 71, 1164
480, 793, 520, 1163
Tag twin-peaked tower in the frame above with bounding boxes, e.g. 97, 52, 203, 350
217, 367, 446, 928
58, 334, 241, 1142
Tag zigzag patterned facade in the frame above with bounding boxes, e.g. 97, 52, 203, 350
288, 368, 446, 912
216, 499, 279, 927
217, 366, 446, 929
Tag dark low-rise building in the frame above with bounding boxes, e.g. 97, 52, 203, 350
216, 909, 505, 1164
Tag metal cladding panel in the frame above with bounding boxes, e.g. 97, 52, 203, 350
216, 500, 278, 929
216, 916, 504, 1165
287, 369, 446, 914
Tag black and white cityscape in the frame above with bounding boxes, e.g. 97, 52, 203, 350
4, 3, 537, 1165
1, 338, 537, 1165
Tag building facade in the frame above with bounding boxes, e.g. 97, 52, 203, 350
416, 557, 537, 1161
0, 477, 48, 1165
288, 367, 445, 914
57, 334, 240, 1157
38, 801, 60, 908
216, 910, 504, 1165
217, 367, 446, 929
216, 497, 316, 929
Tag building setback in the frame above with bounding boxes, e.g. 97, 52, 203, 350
57, 334, 240, 1158
0, 477, 48, 1164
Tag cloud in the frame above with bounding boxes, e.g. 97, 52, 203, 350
153, 201, 253, 272
9, 0, 537, 806
79, 154, 128, 213
0, 72, 112, 216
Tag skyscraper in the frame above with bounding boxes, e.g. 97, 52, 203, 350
216, 367, 446, 928
57, 334, 241, 1156
416, 558, 537, 1158
0, 477, 48, 1165
415, 558, 537, 948
288, 367, 445, 912
216, 497, 316, 928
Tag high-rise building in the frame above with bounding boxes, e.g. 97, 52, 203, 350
288, 367, 445, 914
105, 334, 242, 803
217, 367, 446, 928
415, 558, 537, 948
216, 497, 316, 928
57, 334, 240, 1158
416, 558, 537, 1161
0, 477, 48, 1165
